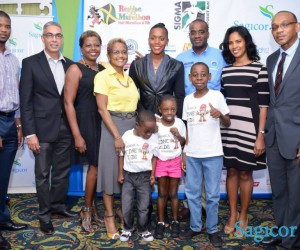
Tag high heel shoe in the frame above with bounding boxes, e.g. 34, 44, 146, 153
235, 216, 248, 238
104, 215, 120, 240
80, 207, 94, 233
91, 202, 104, 224
224, 212, 239, 234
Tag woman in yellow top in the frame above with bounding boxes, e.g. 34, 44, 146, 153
94, 38, 139, 239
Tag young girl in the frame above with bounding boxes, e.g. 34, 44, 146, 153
154, 95, 186, 239
180, 62, 230, 248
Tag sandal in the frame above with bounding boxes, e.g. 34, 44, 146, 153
224, 212, 239, 234
104, 214, 120, 240
80, 207, 94, 233
91, 201, 104, 224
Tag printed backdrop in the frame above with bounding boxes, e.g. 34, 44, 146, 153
8, 0, 300, 196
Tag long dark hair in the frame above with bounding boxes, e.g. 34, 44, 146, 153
222, 26, 260, 64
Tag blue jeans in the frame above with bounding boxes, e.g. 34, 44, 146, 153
0, 114, 18, 223
185, 155, 223, 233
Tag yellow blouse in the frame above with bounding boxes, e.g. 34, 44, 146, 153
94, 64, 139, 112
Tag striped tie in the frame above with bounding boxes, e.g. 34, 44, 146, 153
274, 52, 287, 96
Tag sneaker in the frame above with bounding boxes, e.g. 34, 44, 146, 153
155, 222, 165, 239
171, 221, 180, 238
138, 231, 154, 242
208, 232, 223, 247
179, 229, 201, 240
120, 230, 132, 242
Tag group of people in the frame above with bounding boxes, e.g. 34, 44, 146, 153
0, 9, 299, 250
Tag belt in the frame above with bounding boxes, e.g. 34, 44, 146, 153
109, 111, 137, 119
0, 111, 15, 117
124, 170, 151, 175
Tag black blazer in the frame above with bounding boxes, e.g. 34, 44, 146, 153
129, 55, 185, 118
20, 51, 73, 142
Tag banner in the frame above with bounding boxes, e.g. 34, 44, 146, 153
7, 15, 52, 193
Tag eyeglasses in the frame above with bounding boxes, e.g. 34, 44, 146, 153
189, 30, 207, 36
270, 22, 297, 31
110, 50, 128, 55
43, 33, 63, 39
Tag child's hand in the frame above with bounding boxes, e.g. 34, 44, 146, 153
150, 175, 155, 185
209, 103, 222, 119
118, 173, 124, 184
170, 127, 180, 138
181, 153, 186, 172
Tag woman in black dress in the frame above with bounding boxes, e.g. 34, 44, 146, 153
64, 31, 104, 233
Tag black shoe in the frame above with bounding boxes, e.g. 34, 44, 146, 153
39, 220, 54, 235
52, 210, 77, 218
171, 221, 180, 238
155, 223, 165, 239
261, 236, 282, 245
0, 220, 28, 231
0, 233, 11, 250
179, 229, 201, 240
208, 232, 223, 248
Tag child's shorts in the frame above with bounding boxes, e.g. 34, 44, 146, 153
155, 156, 182, 178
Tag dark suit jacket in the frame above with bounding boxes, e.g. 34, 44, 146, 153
20, 51, 73, 143
129, 55, 185, 118
265, 39, 300, 159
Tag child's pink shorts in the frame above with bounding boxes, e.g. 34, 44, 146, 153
155, 156, 182, 178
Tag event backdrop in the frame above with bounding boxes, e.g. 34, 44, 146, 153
8, 0, 300, 197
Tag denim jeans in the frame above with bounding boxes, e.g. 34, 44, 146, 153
0, 114, 17, 222
185, 155, 223, 233
121, 170, 152, 233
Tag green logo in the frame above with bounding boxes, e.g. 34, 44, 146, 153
33, 22, 42, 31
259, 5, 274, 20
9, 38, 17, 46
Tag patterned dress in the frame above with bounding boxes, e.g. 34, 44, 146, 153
221, 62, 270, 171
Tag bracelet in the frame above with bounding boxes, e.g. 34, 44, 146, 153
16, 124, 22, 129
114, 136, 121, 140
259, 130, 265, 134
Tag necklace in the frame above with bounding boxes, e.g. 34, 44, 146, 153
82, 58, 99, 72
115, 76, 129, 88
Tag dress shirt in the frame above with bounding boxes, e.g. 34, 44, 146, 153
272, 39, 299, 84
44, 50, 66, 94
176, 45, 226, 95
0, 47, 20, 118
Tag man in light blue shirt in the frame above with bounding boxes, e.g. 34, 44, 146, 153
176, 19, 226, 223
176, 19, 226, 94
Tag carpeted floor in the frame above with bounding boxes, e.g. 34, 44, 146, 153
2, 194, 280, 249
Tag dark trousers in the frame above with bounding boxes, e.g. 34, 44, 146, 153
0, 115, 17, 223
266, 137, 300, 249
121, 170, 151, 233
34, 119, 72, 223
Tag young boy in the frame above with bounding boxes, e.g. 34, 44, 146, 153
179, 62, 230, 248
118, 110, 158, 242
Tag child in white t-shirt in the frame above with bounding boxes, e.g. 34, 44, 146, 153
118, 110, 158, 242
154, 95, 186, 239
180, 62, 230, 248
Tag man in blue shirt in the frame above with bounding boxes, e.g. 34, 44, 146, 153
176, 19, 226, 94
176, 19, 226, 223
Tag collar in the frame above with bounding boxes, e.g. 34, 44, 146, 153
1, 46, 12, 56
280, 39, 299, 56
192, 44, 209, 56
106, 63, 127, 79
44, 50, 66, 62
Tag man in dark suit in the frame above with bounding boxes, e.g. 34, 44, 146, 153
262, 11, 300, 249
20, 21, 76, 235
0, 10, 27, 250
